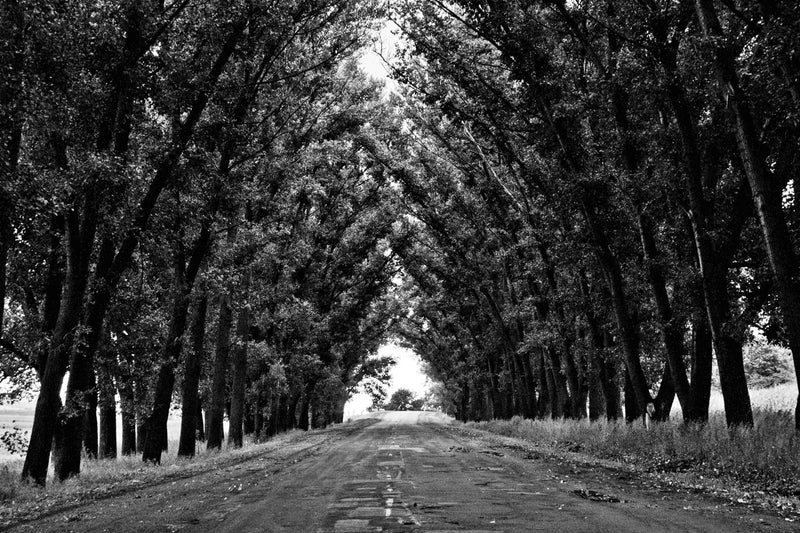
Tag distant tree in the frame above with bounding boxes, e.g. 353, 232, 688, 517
385, 388, 423, 411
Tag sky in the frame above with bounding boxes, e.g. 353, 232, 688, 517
344, 342, 431, 417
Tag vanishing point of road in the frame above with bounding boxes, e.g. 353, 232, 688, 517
8, 411, 794, 532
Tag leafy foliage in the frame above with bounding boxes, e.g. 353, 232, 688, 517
384, 388, 424, 411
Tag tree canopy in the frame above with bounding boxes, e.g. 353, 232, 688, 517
2, 0, 800, 486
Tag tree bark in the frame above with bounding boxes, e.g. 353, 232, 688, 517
22, 210, 92, 484
135, 382, 147, 453
206, 293, 232, 449
97, 348, 117, 459
119, 382, 136, 456
81, 370, 98, 459
583, 204, 652, 416
690, 304, 713, 422
545, 348, 569, 419
537, 351, 551, 419
140, 359, 177, 462
638, 213, 695, 421
141, 251, 192, 463
253, 390, 264, 440
228, 298, 249, 448
98, 388, 117, 459
297, 393, 310, 431
624, 370, 642, 423
178, 292, 207, 457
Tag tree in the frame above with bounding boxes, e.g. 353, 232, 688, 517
385, 389, 423, 411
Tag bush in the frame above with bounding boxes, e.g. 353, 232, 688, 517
744, 341, 794, 389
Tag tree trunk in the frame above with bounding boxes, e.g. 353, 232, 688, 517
695, 0, 800, 428
58, 237, 113, 480
598, 350, 621, 421
178, 292, 207, 457
98, 386, 117, 460
546, 348, 570, 419
520, 353, 538, 418
141, 274, 192, 463
206, 293, 232, 449
119, 383, 136, 456
537, 351, 551, 419
267, 395, 281, 436
584, 205, 652, 415
141, 361, 176, 462
661, 59, 754, 426
560, 340, 584, 419
333, 392, 347, 425
81, 370, 99, 459
297, 394, 310, 431
22, 213, 90, 484
253, 390, 264, 440
135, 382, 147, 453
287, 392, 302, 430
690, 303, 713, 422
638, 213, 695, 421
652, 365, 675, 422
97, 351, 117, 459
228, 298, 249, 448
624, 370, 642, 423
588, 361, 605, 422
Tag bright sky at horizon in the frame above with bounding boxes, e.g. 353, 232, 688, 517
344, 342, 431, 417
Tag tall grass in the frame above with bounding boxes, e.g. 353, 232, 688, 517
470, 383, 800, 496
0, 431, 304, 516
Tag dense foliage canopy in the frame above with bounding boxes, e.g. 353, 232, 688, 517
2, 0, 800, 486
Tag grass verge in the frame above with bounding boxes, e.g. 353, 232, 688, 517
0, 426, 345, 527
469, 409, 799, 496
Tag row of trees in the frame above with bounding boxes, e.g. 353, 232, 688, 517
3, 0, 800, 487
384, 0, 800, 428
0, 0, 404, 486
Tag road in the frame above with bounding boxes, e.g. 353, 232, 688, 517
8, 411, 794, 532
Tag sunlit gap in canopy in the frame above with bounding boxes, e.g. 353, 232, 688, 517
343, 342, 430, 419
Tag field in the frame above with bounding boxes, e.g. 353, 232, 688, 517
0, 402, 184, 464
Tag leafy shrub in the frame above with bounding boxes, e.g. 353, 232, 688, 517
744, 341, 794, 389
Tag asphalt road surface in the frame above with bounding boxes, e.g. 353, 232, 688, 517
8, 411, 795, 532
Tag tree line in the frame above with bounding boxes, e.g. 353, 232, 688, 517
3, 0, 800, 488
0, 0, 404, 486
383, 0, 800, 429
